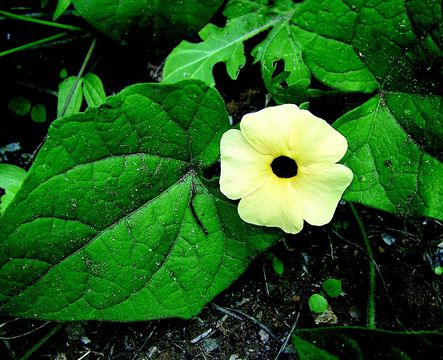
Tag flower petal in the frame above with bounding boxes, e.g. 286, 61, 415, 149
220, 129, 273, 200
287, 109, 348, 166
295, 163, 353, 226
240, 104, 299, 157
238, 176, 304, 234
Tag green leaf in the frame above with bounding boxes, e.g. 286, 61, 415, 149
163, 6, 283, 84
335, 93, 443, 220
252, 20, 310, 104
271, 255, 284, 275
31, 103, 47, 123
8, 96, 31, 116
0, 80, 280, 321
293, 327, 443, 359
53, 0, 72, 20
57, 76, 83, 117
82, 73, 106, 108
71, 0, 223, 44
0, 164, 27, 215
308, 294, 328, 313
59, 68, 68, 79
285, 0, 443, 220
322, 279, 342, 298
293, 335, 339, 360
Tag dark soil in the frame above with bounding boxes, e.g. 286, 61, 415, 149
0, 3, 442, 360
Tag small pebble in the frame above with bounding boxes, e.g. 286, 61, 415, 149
80, 336, 91, 345
203, 338, 219, 353
258, 329, 269, 343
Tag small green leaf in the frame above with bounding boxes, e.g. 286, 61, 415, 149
0, 164, 27, 215
82, 73, 106, 107
322, 279, 342, 298
8, 96, 31, 116
59, 68, 68, 79
31, 104, 47, 123
271, 255, 284, 275
293, 327, 443, 359
308, 294, 328, 313
0, 80, 280, 321
53, 0, 72, 20
57, 76, 83, 117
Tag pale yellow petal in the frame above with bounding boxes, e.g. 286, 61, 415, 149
240, 104, 300, 157
238, 176, 304, 234
220, 129, 273, 200
286, 109, 348, 166
294, 163, 353, 226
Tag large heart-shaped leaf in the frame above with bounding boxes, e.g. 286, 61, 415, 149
0, 80, 280, 321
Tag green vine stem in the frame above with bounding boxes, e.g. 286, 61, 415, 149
0, 32, 68, 57
0, 10, 82, 31
350, 203, 376, 329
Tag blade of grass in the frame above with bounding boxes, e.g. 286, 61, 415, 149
0, 9, 82, 31
18, 323, 64, 360
350, 203, 376, 329
60, 38, 96, 117
0, 32, 68, 57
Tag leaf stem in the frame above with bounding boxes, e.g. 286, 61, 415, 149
0, 32, 68, 57
0, 10, 82, 31
18, 323, 64, 360
307, 89, 345, 98
350, 203, 376, 329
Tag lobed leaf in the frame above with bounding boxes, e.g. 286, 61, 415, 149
163, 8, 281, 84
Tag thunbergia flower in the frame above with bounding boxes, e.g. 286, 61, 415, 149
220, 104, 353, 234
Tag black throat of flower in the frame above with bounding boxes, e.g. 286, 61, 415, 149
271, 156, 298, 178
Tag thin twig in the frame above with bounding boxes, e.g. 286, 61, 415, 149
226, 308, 282, 344
212, 303, 243, 320
0, 321, 51, 340
274, 309, 301, 360
76, 350, 91, 360
263, 263, 270, 296
130, 322, 159, 360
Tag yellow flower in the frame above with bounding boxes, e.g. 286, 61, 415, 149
220, 104, 353, 234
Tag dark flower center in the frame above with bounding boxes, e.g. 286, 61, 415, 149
271, 156, 298, 178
